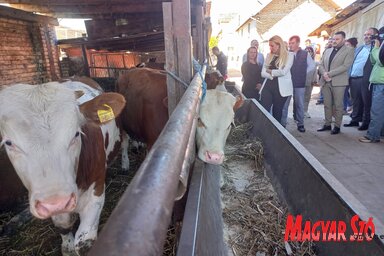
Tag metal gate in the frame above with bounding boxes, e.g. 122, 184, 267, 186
89, 52, 139, 78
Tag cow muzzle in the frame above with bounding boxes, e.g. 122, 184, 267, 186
204, 151, 224, 165
34, 193, 77, 219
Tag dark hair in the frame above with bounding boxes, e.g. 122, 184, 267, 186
379, 26, 384, 35
369, 27, 379, 35
334, 31, 346, 38
246, 46, 258, 61
305, 46, 315, 59
247, 46, 257, 54
212, 46, 219, 51
289, 35, 301, 43
346, 37, 358, 48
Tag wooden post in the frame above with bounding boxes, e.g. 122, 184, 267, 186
163, 2, 177, 115
163, 1, 193, 115
81, 44, 90, 77
195, 4, 205, 63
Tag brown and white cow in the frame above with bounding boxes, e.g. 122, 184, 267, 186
196, 90, 243, 164
116, 67, 242, 164
0, 80, 127, 255
117, 67, 168, 150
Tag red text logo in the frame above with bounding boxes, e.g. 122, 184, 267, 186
284, 214, 375, 242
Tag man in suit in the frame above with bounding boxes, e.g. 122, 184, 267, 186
344, 27, 378, 131
317, 31, 354, 134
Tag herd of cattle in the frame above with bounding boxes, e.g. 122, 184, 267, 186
0, 67, 243, 255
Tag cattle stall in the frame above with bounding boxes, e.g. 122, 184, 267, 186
2, 1, 384, 256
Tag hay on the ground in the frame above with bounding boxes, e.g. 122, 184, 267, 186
222, 122, 317, 256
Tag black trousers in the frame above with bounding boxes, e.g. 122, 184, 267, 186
260, 79, 287, 124
361, 79, 372, 126
350, 77, 363, 122
350, 77, 372, 125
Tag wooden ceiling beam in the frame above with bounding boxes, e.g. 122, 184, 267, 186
58, 32, 164, 52
0, 5, 58, 25
9, 3, 164, 16
4, 0, 166, 5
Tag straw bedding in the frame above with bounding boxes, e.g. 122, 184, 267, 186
222, 123, 317, 256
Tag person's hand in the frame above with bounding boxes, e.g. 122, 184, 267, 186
266, 69, 272, 75
256, 83, 262, 91
323, 72, 331, 82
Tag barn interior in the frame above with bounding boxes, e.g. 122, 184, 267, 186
0, 0, 210, 80
0, 1, 211, 255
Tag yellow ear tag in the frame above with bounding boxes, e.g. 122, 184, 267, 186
97, 104, 115, 123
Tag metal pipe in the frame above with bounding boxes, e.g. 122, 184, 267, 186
89, 65, 206, 256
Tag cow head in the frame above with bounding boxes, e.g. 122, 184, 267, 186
0, 83, 125, 219
205, 69, 225, 90
196, 89, 243, 165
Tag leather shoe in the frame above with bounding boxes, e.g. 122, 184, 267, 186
331, 127, 340, 135
343, 121, 359, 127
359, 136, 380, 143
297, 126, 306, 133
317, 125, 331, 132
358, 124, 369, 131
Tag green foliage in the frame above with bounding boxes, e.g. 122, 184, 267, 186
209, 36, 219, 49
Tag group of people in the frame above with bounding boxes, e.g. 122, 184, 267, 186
236, 26, 384, 143
241, 35, 316, 133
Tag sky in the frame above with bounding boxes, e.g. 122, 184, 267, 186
58, 18, 87, 30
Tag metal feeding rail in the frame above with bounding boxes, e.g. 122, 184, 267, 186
89, 66, 206, 256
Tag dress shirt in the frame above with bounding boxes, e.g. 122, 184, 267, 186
350, 45, 370, 77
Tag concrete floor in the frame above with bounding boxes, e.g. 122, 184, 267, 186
283, 86, 384, 224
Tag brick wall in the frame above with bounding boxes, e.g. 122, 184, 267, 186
0, 17, 61, 86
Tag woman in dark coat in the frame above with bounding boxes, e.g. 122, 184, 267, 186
241, 46, 262, 100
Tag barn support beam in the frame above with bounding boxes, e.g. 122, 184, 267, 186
81, 44, 90, 77
163, 0, 193, 115
193, 3, 205, 63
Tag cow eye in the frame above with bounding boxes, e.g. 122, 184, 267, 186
2, 139, 22, 153
69, 131, 81, 148
197, 118, 206, 128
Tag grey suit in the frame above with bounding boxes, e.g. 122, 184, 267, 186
318, 45, 354, 127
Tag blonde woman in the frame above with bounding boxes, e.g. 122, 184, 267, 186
260, 35, 294, 125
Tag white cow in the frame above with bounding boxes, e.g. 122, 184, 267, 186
0, 80, 127, 255
196, 89, 243, 164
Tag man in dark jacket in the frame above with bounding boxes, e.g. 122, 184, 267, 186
212, 46, 228, 79
282, 35, 315, 132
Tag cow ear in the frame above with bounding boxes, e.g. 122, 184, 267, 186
79, 92, 126, 125
218, 75, 225, 84
233, 95, 244, 111
75, 90, 85, 99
